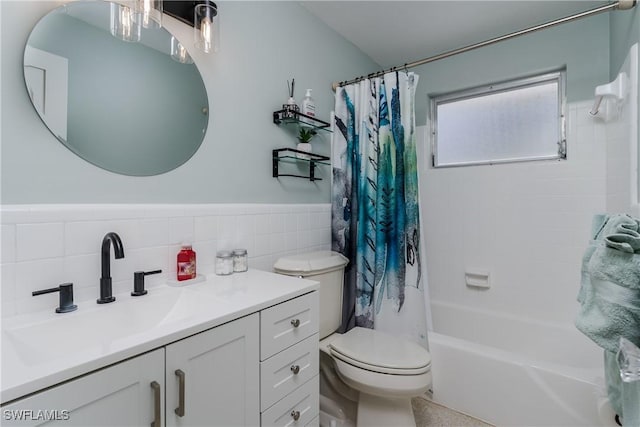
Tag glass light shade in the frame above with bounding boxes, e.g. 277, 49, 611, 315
134, 0, 162, 29
110, 3, 141, 42
194, 3, 219, 53
171, 36, 193, 64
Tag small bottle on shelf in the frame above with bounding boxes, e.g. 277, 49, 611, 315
300, 89, 316, 124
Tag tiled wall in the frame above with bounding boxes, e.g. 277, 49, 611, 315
421, 101, 608, 325
605, 44, 638, 215
1, 204, 331, 318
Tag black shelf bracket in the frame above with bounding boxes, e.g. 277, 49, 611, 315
272, 148, 330, 181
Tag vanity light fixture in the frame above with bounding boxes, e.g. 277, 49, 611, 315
171, 36, 194, 64
110, 2, 141, 42
164, 1, 219, 53
134, 0, 163, 29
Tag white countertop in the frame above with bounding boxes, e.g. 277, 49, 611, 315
1, 269, 318, 404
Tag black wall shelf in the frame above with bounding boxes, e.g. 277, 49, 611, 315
272, 110, 331, 132
272, 149, 330, 181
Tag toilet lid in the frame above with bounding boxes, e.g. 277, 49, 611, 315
329, 327, 431, 375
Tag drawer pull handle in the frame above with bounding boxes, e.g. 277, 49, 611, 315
150, 381, 161, 427
175, 369, 186, 417
290, 318, 300, 328
290, 365, 300, 375
291, 410, 301, 421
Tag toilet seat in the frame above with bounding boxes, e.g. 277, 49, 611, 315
328, 327, 431, 375
331, 357, 432, 398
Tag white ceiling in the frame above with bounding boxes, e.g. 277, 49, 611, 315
301, 1, 609, 68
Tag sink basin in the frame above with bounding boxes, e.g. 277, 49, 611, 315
3, 287, 215, 366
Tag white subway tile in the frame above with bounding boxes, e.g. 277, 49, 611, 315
105, 220, 141, 250
284, 213, 297, 233
63, 253, 100, 291
269, 213, 285, 233
298, 230, 311, 250
166, 244, 181, 276
297, 212, 311, 231
194, 215, 218, 241
269, 205, 289, 214
16, 223, 65, 261
269, 233, 285, 254
236, 215, 256, 236
168, 217, 194, 245
138, 219, 169, 248
216, 240, 234, 255
284, 232, 297, 252
193, 241, 216, 269
2, 224, 16, 263
65, 221, 109, 256
1, 263, 16, 318
234, 234, 255, 256
255, 214, 271, 235
249, 255, 273, 272
108, 263, 130, 289
129, 246, 169, 274
15, 258, 65, 302
254, 234, 270, 257
217, 216, 237, 241
2, 204, 321, 317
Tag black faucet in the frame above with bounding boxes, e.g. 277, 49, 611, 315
98, 232, 124, 304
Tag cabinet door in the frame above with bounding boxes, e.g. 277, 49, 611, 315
2, 349, 164, 427
166, 313, 260, 427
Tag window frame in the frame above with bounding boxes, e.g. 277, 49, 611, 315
429, 70, 567, 168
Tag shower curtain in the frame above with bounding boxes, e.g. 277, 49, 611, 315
331, 71, 428, 346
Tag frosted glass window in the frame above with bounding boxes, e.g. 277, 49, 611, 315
431, 71, 565, 167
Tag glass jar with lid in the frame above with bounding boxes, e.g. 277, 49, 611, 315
215, 250, 233, 275
233, 249, 248, 272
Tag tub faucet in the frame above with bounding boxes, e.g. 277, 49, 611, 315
98, 232, 124, 304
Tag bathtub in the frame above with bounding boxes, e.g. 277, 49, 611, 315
428, 300, 616, 426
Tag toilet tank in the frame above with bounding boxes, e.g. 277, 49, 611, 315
274, 251, 349, 339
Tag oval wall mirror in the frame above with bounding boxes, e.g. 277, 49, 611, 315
24, 1, 209, 176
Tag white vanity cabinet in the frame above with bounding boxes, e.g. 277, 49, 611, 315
260, 291, 320, 426
2, 315, 260, 427
165, 313, 260, 427
1, 286, 320, 427
1, 349, 165, 427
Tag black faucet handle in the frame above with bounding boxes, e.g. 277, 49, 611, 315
33, 283, 78, 313
132, 269, 162, 296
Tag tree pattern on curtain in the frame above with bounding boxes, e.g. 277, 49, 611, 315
332, 71, 422, 330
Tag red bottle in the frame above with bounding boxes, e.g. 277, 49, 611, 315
177, 244, 196, 281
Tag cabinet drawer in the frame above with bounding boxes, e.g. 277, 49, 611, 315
306, 416, 319, 427
261, 375, 319, 427
261, 292, 319, 360
261, 333, 319, 410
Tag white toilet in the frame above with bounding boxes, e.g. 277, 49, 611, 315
274, 251, 432, 427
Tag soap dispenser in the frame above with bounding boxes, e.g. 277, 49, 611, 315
177, 243, 196, 281
301, 89, 316, 123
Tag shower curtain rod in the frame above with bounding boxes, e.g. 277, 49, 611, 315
331, 0, 636, 90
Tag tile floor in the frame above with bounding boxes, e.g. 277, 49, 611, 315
412, 397, 494, 427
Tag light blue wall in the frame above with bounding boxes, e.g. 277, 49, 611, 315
412, 13, 610, 126
0, 1, 379, 204
610, 3, 640, 77
1, 3, 620, 203
610, 3, 640, 157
